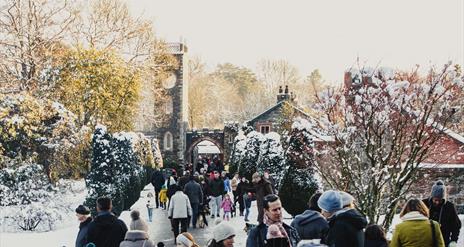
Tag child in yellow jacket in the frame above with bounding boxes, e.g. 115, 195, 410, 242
159, 185, 168, 210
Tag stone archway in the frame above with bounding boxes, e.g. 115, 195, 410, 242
186, 130, 224, 171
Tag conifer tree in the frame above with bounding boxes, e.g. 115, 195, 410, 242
239, 131, 264, 180
258, 132, 285, 188
279, 118, 320, 216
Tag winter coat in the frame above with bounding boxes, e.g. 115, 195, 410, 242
390, 211, 445, 247
224, 178, 232, 193
151, 170, 165, 191
246, 222, 301, 247
325, 208, 367, 247
129, 218, 149, 233
168, 191, 192, 219
364, 239, 388, 247
184, 180, 203, 205
159, 188, 167, 203
254, 179, 274, 222
422, 198, 461, 246
209, 178, 225, 197
221, 198, 233, 212
291, 210, 329, 240
178, 175, 190, 190
87, 211, 128, 247
119, 230, 155, 247
75, 217, 92, 247
167, 183, 178, 199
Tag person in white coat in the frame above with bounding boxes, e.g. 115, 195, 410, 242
168, 184, 192, 242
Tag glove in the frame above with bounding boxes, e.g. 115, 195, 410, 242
449, 241, 457, 247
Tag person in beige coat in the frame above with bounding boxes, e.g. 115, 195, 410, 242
129, 210, 149, 233
168, 185, 192, 241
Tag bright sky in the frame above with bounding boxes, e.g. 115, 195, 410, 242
126, 0, 464, 84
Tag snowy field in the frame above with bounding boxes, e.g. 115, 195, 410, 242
1, 181, 463, 247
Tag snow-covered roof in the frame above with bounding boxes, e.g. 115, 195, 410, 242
443, 128, 464, 145
419, 163, 464, 169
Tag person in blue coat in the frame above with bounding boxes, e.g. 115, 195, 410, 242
75, 205, 92, 247
291, 193, 329, 241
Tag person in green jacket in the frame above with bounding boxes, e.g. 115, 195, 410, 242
390, 198, 445, 247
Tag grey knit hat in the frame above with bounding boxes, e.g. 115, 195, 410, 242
431, 180, 446, 199
213, 219, 235, 242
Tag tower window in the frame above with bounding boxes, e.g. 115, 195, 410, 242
165, 97, 173, 114
164, 132, 173, 151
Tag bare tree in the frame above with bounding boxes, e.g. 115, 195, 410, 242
72, 0, 155, 63
313, 63, 464, 230
0, 0, 78, 94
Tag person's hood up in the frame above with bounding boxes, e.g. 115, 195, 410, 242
124, 230, 149, 241
331, 208, 367, 230
400, 211, 428, 221
294, 210, 325, 226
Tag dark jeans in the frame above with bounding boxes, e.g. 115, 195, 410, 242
155, 189, 160, 208
191, 203, 199, 227
171, 218, 188, 239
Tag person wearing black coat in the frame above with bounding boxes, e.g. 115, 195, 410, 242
252, 173, 273, 224
422, 180, 461, 247
184, 176, 203, 228
86, 197, 128, 247
325, 208, 367, 247
236, 177, 252, 216
246, 194, 300, 247
291, 193, 329, 241
151, 169, 165, 208
318, 190, 367, 247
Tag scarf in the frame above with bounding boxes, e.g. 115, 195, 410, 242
264, 214, 290, 244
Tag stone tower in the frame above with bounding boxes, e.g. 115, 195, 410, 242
157, 43, 189, 166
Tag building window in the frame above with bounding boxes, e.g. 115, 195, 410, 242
164, 131, 173, 151
260, 125, 271, 134
165, 97, 173, 114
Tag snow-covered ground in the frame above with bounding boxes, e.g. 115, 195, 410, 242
1, 181, 463, 247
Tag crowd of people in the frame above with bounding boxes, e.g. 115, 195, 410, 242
74, 164, 461, 247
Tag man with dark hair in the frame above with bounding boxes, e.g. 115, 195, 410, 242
86, 197, 128, 247
208, 170, 225, 218
422, 180, 461, 247
246, 194, 300, 247
291, 192, 329, 241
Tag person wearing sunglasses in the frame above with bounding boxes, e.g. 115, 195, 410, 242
246, 194, 301, 247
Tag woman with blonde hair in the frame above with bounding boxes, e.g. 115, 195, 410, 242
176, 232, 200, 247
390, 198, 445, 247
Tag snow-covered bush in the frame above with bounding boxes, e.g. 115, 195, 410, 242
239, 131, 264, 179
228, 130, 246, 175
0, 93, 89, 181
279, 118, 320, 217
258, 132, 285, 188
0, 162, 70, 231
85, 125, 150, 215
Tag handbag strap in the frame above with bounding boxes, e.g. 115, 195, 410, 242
142, 240, 147, 247
430, 220, 437, 247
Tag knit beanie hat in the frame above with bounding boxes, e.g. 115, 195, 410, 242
213, 219, 235, 242
318, 190, 343, 213
339, 191, 354, 207
431, 180, 446, 199
75, 205, 90, 215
